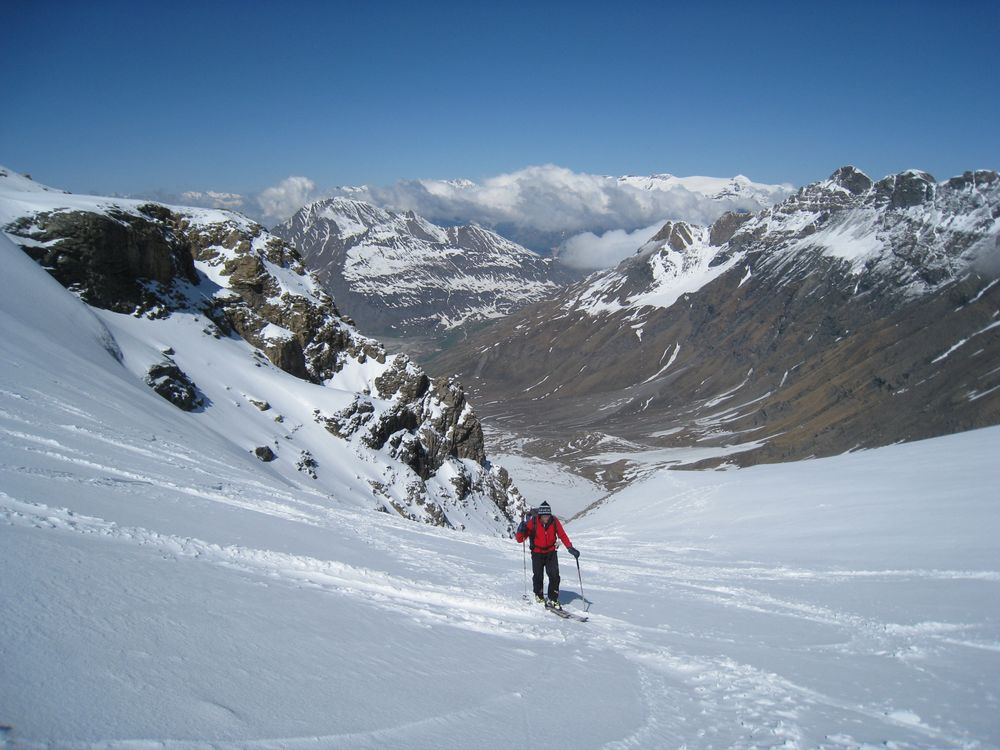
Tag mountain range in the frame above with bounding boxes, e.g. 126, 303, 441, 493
429, 166, 1000, 486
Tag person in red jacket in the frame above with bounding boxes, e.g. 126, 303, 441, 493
515, 501, 580, 610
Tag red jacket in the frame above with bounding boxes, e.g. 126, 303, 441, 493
516, 516, 573, 553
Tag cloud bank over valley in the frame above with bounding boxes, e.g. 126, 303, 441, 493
145, 165, 794, 270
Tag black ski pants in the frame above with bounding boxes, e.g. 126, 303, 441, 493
531, 550, 560, 601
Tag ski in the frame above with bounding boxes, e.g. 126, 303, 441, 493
544, 603, 588, 622
523, 595, 589, 622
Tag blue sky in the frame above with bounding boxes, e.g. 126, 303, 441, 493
3, 0, 999, 197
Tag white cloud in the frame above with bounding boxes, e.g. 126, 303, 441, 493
255, 176, 318, 223
558, 223, 666, 271
158, 166, 790, 266
179, 190, 246, 211
327, 165, 786, 260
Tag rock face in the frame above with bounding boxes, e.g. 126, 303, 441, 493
2, 171, 524, 533
8, 204, 199, 314
273, 197, 575, 352
430, 167, 1000, 484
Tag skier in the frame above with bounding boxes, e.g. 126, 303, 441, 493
516, 501, 580, 610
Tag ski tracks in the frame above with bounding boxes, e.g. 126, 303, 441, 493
3, 492, 994, 748
3, 431, 997, 750
0, 495, 555, 643
572, 532, 997, 750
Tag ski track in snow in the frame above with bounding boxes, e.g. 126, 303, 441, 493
3, 483, 996, 749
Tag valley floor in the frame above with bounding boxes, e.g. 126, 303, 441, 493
2, 406, 998, 748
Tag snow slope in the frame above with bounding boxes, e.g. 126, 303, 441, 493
2, 222, 999, 747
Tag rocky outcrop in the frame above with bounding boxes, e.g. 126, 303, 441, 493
179, 215, 387, 384
254, 446, 277, 462
144, 360, 204, 411
7, 204, 198, 314
318, 374, 484, 481
708, 210, 754, 247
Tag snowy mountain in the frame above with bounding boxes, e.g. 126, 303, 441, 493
0, 167, 525, 534
616, 171, 794, 210
273, 197, 574, 350
430, 166, 1000, 483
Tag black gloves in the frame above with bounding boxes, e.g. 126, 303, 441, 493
516, 520, 527, 536
568, 547, 580, 559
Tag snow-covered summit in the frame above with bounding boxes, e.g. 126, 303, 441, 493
274, 196, 573, 346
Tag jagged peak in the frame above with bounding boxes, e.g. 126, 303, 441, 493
945, 170, 1000, 190
829, 166, 873, 195
647, 220, 699, 253
873, 170, 937, 209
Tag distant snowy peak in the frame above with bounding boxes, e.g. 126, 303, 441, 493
616, 172, 794, 209
423, 178, 477, 192
275, 196, 571, 341
570, 221, 724, 315
307, 196, 450, 246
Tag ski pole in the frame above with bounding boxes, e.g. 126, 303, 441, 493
576, 555, 589, 611
522, 538, 528, 599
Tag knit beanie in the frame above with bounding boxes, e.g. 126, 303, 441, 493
537, 501, 552, 516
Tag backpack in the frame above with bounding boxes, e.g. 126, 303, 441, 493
526, 515, 561, 553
